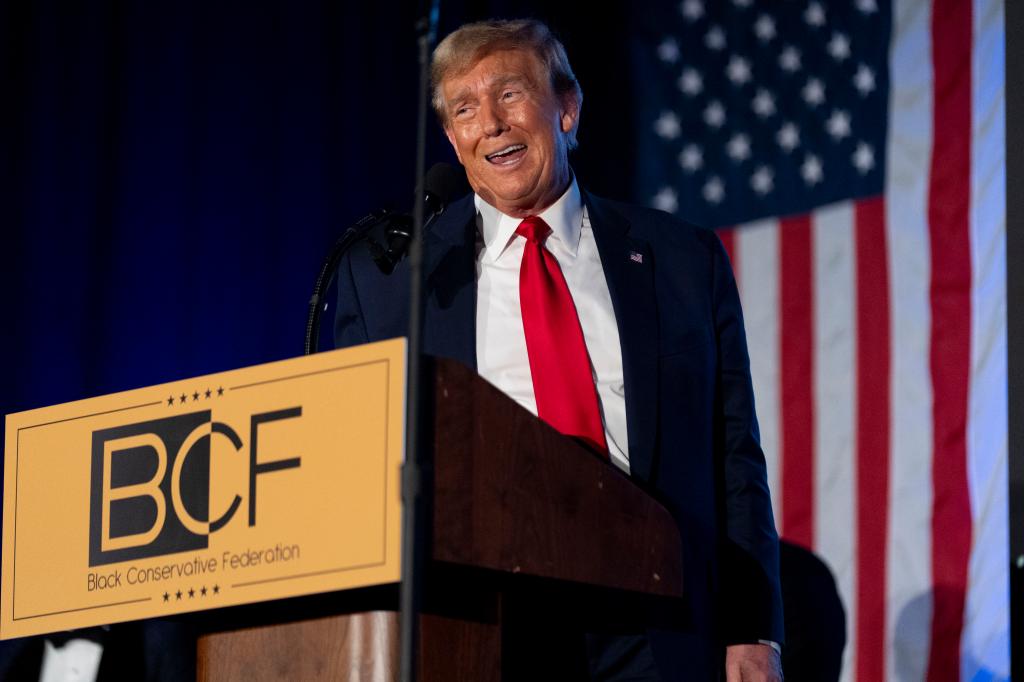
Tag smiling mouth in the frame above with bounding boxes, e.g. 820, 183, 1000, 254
485, 144, 527, 164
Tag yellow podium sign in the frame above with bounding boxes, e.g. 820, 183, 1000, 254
1, 339, 406, 639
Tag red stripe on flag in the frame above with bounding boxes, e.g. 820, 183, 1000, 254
779, 216, 814, 549
926, 0, 974, 679
718, 227, 737, 279
854, 196, 891, 682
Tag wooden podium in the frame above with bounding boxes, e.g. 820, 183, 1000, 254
2, 341, 681, 680
195, 358, 683, 681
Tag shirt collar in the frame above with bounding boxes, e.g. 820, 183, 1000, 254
475, 175, 583, 263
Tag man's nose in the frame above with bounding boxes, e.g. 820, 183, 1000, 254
479, 101, 509, 137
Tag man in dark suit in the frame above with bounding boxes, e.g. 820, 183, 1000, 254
334, 18, 783, 681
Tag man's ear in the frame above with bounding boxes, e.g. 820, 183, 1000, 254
560, 92, 581, 135
444, 125, 464, 164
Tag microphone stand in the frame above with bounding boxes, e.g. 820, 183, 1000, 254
303, 210, 397, 356
401, 3, 440, 682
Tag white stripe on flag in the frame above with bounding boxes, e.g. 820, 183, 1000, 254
962, 0, 1009, 677
885, 0, 935, 680
736, 219, 782, 524
811, 201, 857, 682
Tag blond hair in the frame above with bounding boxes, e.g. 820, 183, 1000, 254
431, 19, 583, 148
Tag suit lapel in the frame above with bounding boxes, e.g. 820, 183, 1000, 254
421, 195, 478, 371
583, 191, 660, 484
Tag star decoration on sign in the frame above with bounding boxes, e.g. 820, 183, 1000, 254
213, 585, 220, 594
192, 391, 200, 402
705, 26, 726, 51
727, 133, 752, 162
175, 590, 183, 600
652, 187, 679, 213
658, 37, 681, 63
752, 89, 776, 118
703, 176, 725, 204
654, 111, 682, 139
679, 144, 703, 172
217, 387, 224, 396
678, 68, 703, 96
828, 32, 851, 61
201, 586, 208, 596
188, 588, 195, 598
751, 165, 774, 195
167, 396, 174, 406
726, 56, 752, 85
802, 154, 824, 185
680, 0, 704, 22
205, 388, 212, 399
754, 15, 776, 43
805, 2, 826, 27
779, 46, 801, 73
853, 142, 875, 173
826, 109, 852, 140
854, 64, 875, 95
179, 394, 187, 404
777, 122, 800, 152
704, 100, 726, 128
802, 78, 825, 106
163, 592, 169, 602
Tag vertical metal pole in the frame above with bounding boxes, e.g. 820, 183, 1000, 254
400, 3, 440, 682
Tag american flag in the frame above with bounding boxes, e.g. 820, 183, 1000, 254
632, 1, 1007, 680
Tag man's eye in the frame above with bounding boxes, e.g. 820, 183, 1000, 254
501, 90, 519, 100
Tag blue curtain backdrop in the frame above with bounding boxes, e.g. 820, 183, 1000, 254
0, 0, 632, 674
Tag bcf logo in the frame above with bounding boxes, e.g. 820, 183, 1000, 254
88, 408, 301, 567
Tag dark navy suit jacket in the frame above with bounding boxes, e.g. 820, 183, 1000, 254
333, 189, 784, 678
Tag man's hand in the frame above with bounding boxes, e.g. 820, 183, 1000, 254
725, 643, 783, 682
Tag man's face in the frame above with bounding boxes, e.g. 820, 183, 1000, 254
441, 48, 578, 217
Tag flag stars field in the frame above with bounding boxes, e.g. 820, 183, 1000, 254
642, 0, 884, 225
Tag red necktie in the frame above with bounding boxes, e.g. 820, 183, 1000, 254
516, 216, 608, 456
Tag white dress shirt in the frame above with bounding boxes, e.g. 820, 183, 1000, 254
474, 177, 630, 472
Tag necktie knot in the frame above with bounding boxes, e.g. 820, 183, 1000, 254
516, 216, 551, 244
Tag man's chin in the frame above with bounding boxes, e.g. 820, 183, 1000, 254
473, 181, 538, 210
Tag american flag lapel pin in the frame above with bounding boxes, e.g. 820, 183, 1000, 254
629, 250, 644, 264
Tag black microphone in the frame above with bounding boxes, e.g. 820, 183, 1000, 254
303, 163, 469, 355
367, 162, 469, 274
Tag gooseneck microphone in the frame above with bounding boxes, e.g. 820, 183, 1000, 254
365, 162, 469, 274
302, 162, 468, 355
